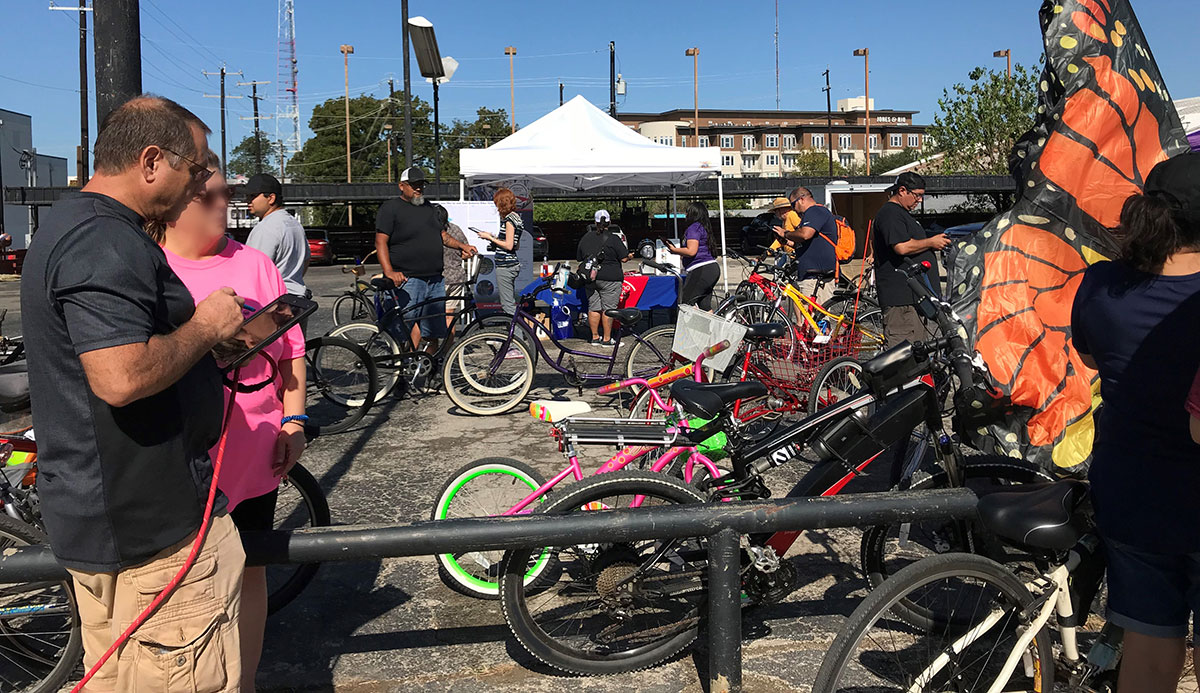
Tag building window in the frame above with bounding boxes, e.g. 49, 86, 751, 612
839, 153, 854, 168
742, 135, 755, 150
721, 154, 735, 167
720, 135, 734, 149
766, 154, 779, 167
765, 134, 779, 148
869, 134, 879, 150
838, 134, 852, 150
742, 155, 755, 169
664, 135, 674, 146
908, 134, 921, 148
890, 133, 903, 148
870, 153, 880, 164
812, 133, 825, 148
698, 135, 709, 148
782, 154, 798, 168
782, 134, 796, 149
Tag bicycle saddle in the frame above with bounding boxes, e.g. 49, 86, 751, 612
605, 308, 643, 324
529, 400, 592, 423
370, 277, 396, 290
976, 480, 1090, 551
670, 379, 767, 419
0, 362, 29, 404
744, 323, 788, 340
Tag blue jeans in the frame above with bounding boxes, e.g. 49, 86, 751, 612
394, 275, 446, 340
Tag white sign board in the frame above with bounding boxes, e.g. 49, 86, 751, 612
434, 200, 500, 254
432, 200, 534, 310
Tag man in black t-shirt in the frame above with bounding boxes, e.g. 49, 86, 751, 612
577, 210, 629, 345
22, 96, 247, 689
871, 172, 951, 345
374, 167, 476, 351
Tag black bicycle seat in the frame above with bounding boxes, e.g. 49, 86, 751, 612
744, 323, 788, 340
976, 480, 1089, 551
370, 277, 396, 291
0, 362, 29, 403
670, 380, 767, 419
605, 308, 643, 324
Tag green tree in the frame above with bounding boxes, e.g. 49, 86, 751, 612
227, 131, 279, 177
437, 107, 512, 181
788, 149, 849, 177
871, 147, 924, 175
927, 64, 1039, 175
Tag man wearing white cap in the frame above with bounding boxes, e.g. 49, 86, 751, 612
577, 210, 630, 345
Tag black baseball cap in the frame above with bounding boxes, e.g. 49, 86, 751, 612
1145, 153, 1200, 226
243, 173, 283, 200
888, 171, 927, 195
400, 167, 426, 185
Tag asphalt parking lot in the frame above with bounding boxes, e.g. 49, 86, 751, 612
0, 263, 888, 692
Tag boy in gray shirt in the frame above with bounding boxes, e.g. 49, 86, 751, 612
243, 173, 309, 297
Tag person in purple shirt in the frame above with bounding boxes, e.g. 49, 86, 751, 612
665, 201, 721, 310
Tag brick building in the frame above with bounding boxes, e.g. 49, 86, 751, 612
619, 98, 930, 178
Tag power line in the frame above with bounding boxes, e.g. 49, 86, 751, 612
142, 0, 223, 65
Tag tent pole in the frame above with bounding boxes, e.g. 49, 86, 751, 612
717, 174, 728, 292
671, 186, 678, 240
459, 177, 465, 202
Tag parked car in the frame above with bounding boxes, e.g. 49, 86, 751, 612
306, 228, 334, 265
530, 225, 549, 260
943, 221, 987, 240
740, 212, 779, 254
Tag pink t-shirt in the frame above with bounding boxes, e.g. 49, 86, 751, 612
165, 240, 306, 510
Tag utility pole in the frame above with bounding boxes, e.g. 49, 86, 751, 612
237, 80, 271, 174
277, 139, 286, 178
204, 65, 243, 171
559, 82, 564, 107
388, 78, 396, 182
685, 48, 699, 146
340, 44, 354, 225
853, 48, 870, 176
51, 2, 93, 184
92, 0, 140, 122
401, 0, 412, 168
609, 41, 617, 118
505, 46, 517, 133
823, 69, 833, 178
774, 0, 780, 110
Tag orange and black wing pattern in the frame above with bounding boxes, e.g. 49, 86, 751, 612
949, 0, 1188, 475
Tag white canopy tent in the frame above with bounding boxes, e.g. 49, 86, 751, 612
459, 96, 729, 283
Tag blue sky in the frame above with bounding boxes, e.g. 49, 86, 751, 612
2, 0, 1197, 164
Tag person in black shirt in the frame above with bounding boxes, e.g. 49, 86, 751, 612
870, 172, 950, 345
21, 95, 247, 689
576, 212, 629, 345
374, 166, 476, 352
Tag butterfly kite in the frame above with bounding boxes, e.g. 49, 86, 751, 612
949, 0, 1189, 476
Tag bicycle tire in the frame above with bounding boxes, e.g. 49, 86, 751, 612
847, 308, 887, 359
859, 456, 1055, 630
0, 514, 81, 693
442, 329, 534, 416
807, 356, 866, 414
499, 470, 708, 676
305, 337, 377, 436
432, 458, 553, 599
332, 292, 375, 327
814, 553, 1053, 693
624, 325, 677, 380
266, 463, 331, 615
326, 322, 402, 402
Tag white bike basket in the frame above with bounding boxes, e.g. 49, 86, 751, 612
672, 305, 747, 373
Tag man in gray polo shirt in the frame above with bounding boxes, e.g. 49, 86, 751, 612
244, 173, 309, 297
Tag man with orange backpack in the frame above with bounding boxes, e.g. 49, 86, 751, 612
782, 186, 850, 305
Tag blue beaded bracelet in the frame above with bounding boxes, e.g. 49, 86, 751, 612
281, 415, 309, 426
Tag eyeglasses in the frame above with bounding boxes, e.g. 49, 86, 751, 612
909, 190, 926, 199
244, 192, 262, 204
403, 180, 425, 190
159, 145, 214, 185
195, 186, 234, 207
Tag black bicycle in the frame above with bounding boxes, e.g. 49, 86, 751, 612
496, 260, 1050, 675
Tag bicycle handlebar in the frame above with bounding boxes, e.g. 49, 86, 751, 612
597, 340, 729, 396
902, 260, 975, 390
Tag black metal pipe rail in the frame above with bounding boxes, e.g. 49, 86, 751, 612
0, 488, 978, 692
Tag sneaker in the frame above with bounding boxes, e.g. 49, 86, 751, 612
503, 348, 525, 360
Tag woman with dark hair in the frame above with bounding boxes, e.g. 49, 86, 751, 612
1071, 153, 1200, 693
666, 201, 721, 310
476, 187, 524, 317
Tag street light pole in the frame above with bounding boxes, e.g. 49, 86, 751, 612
685, 48, 699, 147
853, 48, 870, 176
609, 41, 617, 118
505, 46, 517, 133
993, 49, 1012, 80
823, 68, 833, 178
340, 44, 354, 224
401, 0, 412, 168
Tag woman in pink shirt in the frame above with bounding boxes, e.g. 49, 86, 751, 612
150, 152, 307, 690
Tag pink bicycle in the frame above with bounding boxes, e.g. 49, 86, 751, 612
431, 341, 731, 599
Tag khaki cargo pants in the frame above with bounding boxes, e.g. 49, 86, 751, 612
67, 513, 244, 692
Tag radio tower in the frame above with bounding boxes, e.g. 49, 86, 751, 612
276, 0, 301, 165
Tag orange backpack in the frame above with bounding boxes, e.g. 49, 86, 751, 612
821, 215, 857, 262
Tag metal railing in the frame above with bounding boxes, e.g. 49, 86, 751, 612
0, 488, 979, 693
